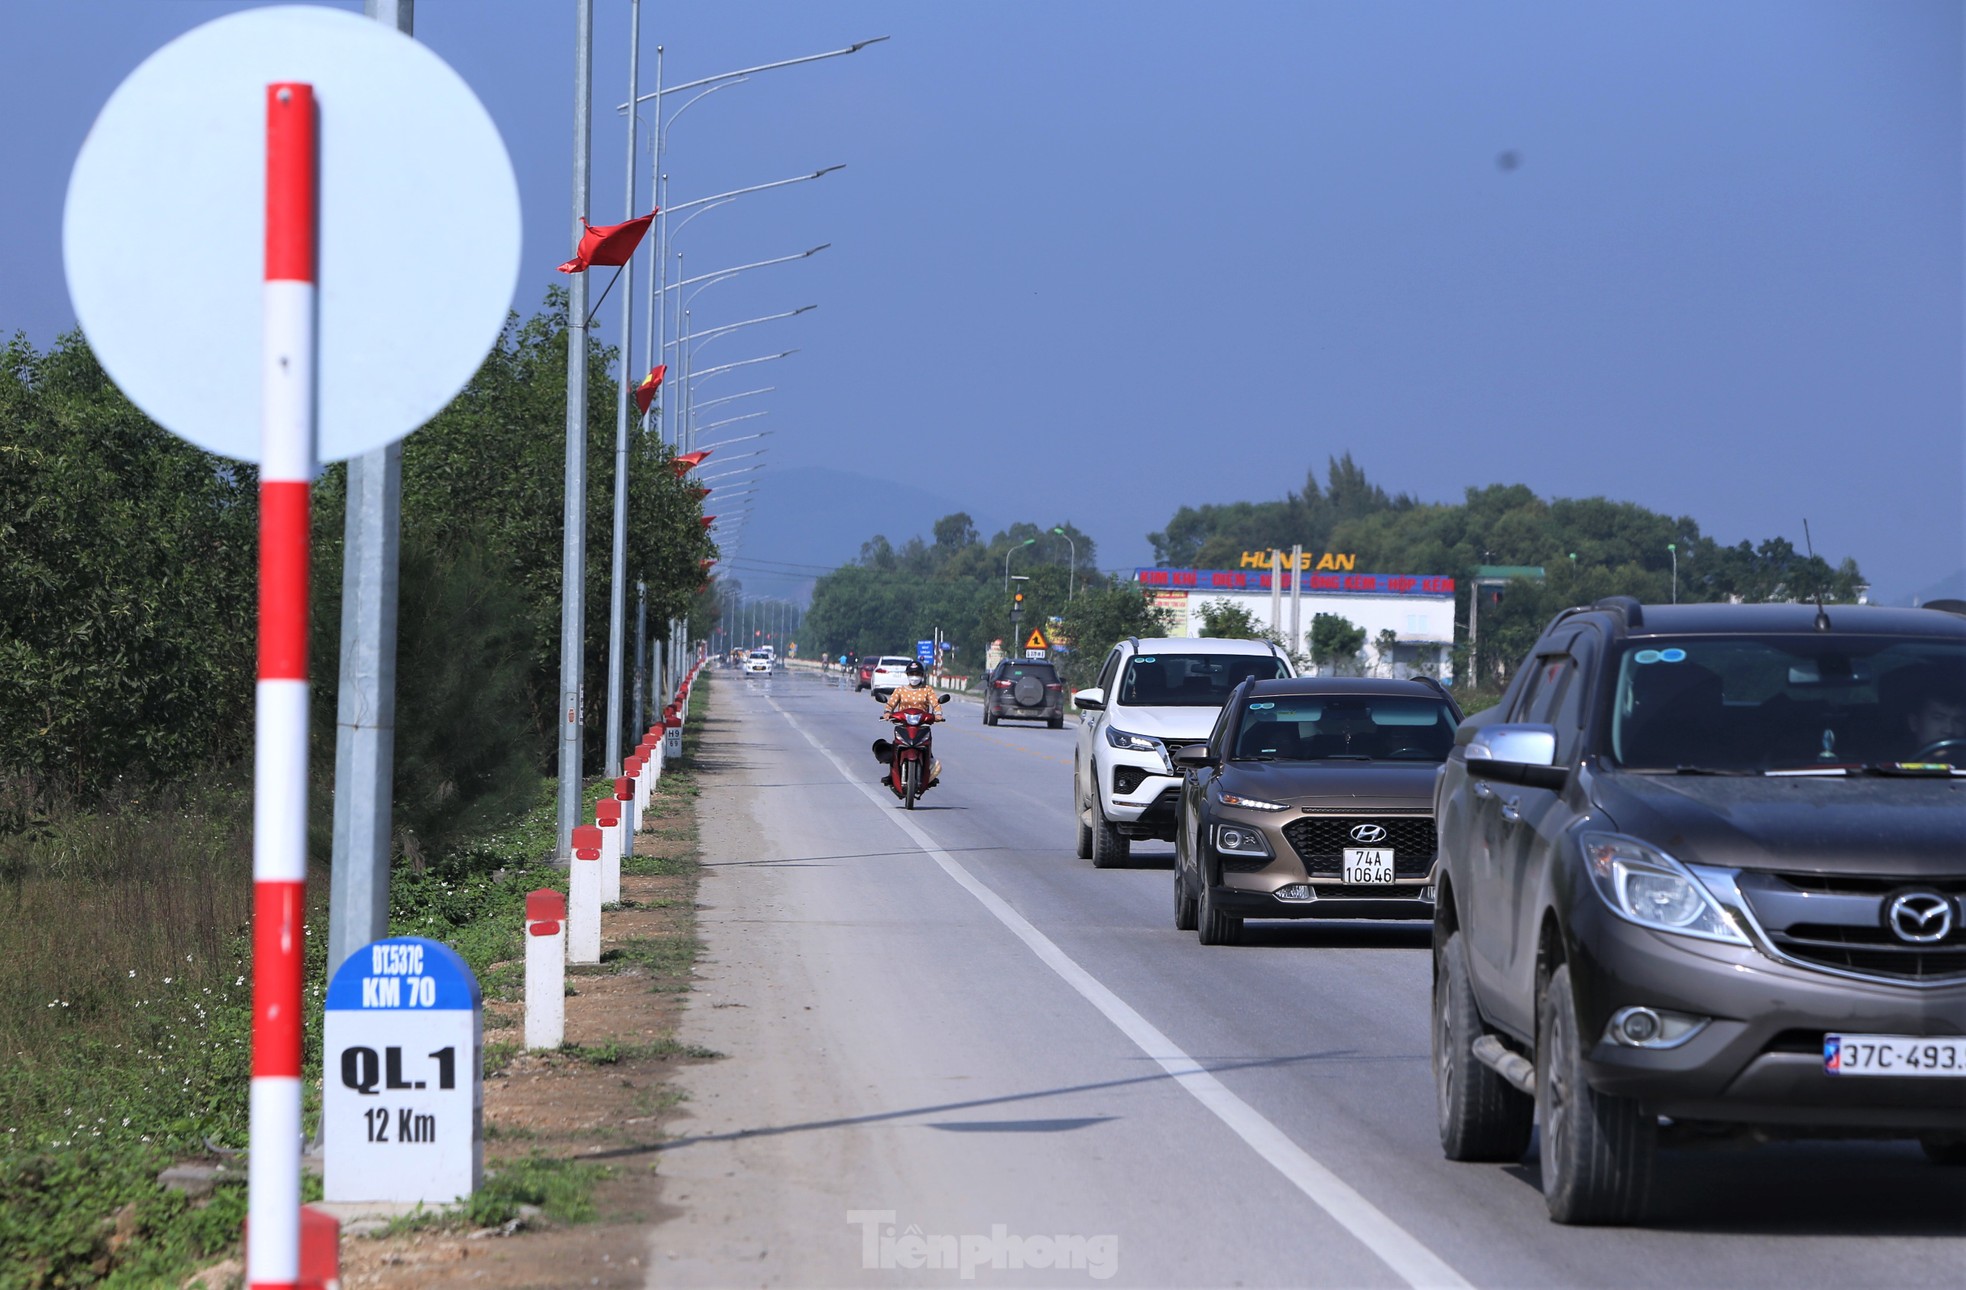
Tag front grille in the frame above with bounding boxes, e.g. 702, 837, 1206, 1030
1311, 884, 1433, 901
1743, 872, 1966, 985
1281, 815, 1436, 880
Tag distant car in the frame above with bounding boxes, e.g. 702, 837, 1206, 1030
855, 659, 875, 691
743, 649, 773, 676
983, 658, 1066, 728
1171, 676, 1461, 944
869, 656, 916, 701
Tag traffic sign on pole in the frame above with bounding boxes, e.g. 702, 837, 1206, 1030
63, 10, 519, 1286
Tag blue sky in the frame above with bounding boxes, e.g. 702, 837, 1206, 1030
4, 2, 1960, 603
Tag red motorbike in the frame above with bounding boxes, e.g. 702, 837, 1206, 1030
872, 699, 948, 809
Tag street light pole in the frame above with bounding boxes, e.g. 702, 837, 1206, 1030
557, 0, 594, 860
1668, 543, 1678, 603
1051, 526, 1076, 602
602, 0, 643, 776
1004, 536, 1036, 593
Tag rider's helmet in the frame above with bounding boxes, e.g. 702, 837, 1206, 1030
905, 660, 927, 684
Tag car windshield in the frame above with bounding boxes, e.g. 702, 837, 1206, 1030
1232, 696, 1458, 761
1607, 636, 1966, 771
1118, 653, 1288, 707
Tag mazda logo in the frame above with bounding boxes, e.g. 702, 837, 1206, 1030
1349, 823, 1388, 844
1886, 892, 1955, 945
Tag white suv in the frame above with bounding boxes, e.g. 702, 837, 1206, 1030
869, 656, 916, 702
1074, 637, 1293, 867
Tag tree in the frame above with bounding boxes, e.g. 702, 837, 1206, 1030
1309, 613, 1366, 675
1197, 599, 1266, 639
1057, 586, 1171, 689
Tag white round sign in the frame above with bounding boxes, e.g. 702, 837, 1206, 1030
63, 6, 521, 464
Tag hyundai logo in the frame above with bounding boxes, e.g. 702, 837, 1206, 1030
1349, 823, 1388, 844
1886, 892, 1955, 945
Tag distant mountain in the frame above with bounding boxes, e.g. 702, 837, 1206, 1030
712, 464, 1006, 603
1904, 567, 1966, 608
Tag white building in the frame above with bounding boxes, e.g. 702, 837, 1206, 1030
1134, 565, 1457, 681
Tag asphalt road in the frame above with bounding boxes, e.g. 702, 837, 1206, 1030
646, 667, 1966, 1288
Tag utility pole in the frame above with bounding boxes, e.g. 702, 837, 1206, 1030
631, 579, 646, 742
328, 0, 413, 979
603, 0, 641, 776
557, 0, 594, 859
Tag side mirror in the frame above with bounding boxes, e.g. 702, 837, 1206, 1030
1466, 723, 1568, 790
1170, 742, 1215, 770
939, 694, 953, 704
1074, 687, 1106, 712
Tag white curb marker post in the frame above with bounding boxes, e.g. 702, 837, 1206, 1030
523, 890, 566, 1050
595, 798, 622, 905
568, 826, 603, 964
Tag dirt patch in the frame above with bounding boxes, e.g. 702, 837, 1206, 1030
335, 786, 708, 1290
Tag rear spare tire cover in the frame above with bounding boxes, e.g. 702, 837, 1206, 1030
1013, 675, 1045, 707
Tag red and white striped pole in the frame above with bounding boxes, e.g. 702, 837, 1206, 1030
250, 81, 316, 1290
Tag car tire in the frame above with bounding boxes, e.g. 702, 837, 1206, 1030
1047, 715, 1064, 729
1920, 1135, 1966, 1166
1537, 963, 1655, 1225
983, 706, 997, 726
1196, 868, 1243, 946
1090, 798, 1130, 869
1174, 871, 1198, 931
1434, 930, 1533, 1162
1074, 771, 1094, 859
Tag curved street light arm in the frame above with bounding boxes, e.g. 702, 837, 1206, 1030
693, 386, 775, 415
665, 168, 843, 219
620, 37, 889, 110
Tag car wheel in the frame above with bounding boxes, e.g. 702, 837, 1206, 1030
1538, 963, 1655, 1224
1090, 798, 1130, 869
1174, 870, 1198, 931
1047, 715, 1064, 729
1197, 870, 1242, 945
1074, 771, 1093, 859
1921, 1135, 1966, 1166
1434, 929, 1533, 1162
983, 705, 997, 726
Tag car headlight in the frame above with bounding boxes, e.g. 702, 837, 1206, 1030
1104, 726, 1168, 762
1579, 832, 1749, 945
1214, 824, 1273, 857
1217, 791, 1288, 812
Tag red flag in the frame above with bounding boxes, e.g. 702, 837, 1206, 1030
633, 364, 667, 414
689, 484, 710, 500
700, 515, 716, 527
670, 450, 711, 477
556, 210, 656, 273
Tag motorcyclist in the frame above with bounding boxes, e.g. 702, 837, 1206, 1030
880, 661, 943, 787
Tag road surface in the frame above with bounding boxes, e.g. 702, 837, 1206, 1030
645, 667, 1965, 1288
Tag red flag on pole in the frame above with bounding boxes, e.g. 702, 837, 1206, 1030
633, 364, 667, 414
700, 515, 716, 527
557, 210, 656, 273
670, 450, 711, 477
689, 484, 710, 500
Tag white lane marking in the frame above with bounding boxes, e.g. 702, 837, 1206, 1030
765, 693, 1472, 1290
